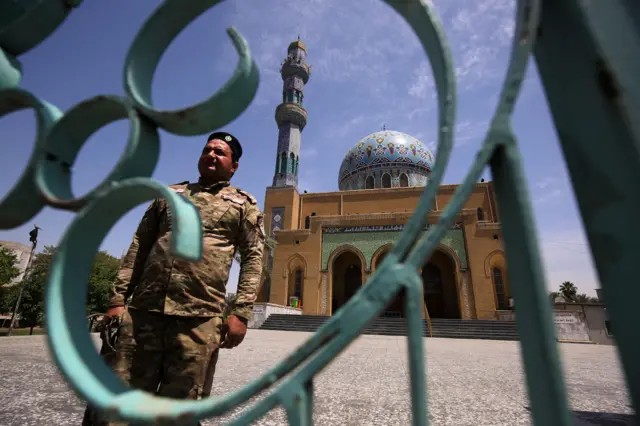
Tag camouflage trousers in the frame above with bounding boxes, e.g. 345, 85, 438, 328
82, 309, 223, 426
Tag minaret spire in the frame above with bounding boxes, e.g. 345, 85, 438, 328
271, 38, 311, 189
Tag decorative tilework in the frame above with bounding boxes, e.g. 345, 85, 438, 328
270, 207, 285, 236
338, 130, 433, 191
460, 271, 472, 319
321, 273, 328, 314
321, 228, 467, 270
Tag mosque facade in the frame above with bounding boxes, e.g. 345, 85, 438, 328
256, 40, 510, 321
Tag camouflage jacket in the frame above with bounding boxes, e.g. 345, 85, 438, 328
108, 180, 265, 321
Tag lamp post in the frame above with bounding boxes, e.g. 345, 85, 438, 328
6, 225, 40, 336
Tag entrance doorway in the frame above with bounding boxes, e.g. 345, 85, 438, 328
331, 251, 363, 314
422, 250, 460, 319
374, 248, 460, 319
374, 250, 404, 317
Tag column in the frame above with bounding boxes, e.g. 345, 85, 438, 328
459, 269, 474, 319
321, 272, 328, 315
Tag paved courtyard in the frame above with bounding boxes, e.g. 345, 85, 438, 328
0, 330, 634, 425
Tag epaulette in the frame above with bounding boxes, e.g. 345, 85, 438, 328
168, 181, 190, 193
235, 188, 257, 205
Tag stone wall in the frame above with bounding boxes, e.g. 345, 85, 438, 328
497, 305, 613, 345
247, 303, 302, 329
553, 311, 591, 342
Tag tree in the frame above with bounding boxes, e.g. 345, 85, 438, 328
559, 281, 578, 302
5, 246, 121, 333
548, 291, 561, 303
14, 245, 56, 334
86, 251, 120, 315
575, 293, 599, 303
0, 246, 20, 286
0, 285, 19, 314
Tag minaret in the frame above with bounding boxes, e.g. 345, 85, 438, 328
271, 37, 311, 188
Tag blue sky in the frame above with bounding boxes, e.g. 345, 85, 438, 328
0, 0, 599, 296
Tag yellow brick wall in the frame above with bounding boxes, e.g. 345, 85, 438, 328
261, 182, 509, 319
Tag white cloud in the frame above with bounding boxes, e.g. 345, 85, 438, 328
538, 228, 599, 296
533, 189, 562, 205
408, 61, 435, 100
455, 119, 489, 147
532, 177, 567, 205
430, 0, 516, 91
535, 177, 557, 190
324, 114, 368, 140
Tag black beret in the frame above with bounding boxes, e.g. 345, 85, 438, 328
207, 131, 243, 161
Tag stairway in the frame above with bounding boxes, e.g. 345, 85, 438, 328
259, 314, 520, 341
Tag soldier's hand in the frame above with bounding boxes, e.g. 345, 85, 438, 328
221, 315, 247, 349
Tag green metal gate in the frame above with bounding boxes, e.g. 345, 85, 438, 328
0, 0, 638, 424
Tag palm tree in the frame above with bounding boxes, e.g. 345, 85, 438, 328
574, 293, 599, 303
559, 281, 578, 302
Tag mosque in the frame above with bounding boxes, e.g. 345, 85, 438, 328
256, 39, 510, 321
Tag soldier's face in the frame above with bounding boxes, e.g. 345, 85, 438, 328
198, 139, 238, 181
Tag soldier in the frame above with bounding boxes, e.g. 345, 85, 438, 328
83, 131, 265, 425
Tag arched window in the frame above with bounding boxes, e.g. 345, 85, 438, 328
289, 153, 295, 174
304, 216, 310, 229
493, 268, 507, 310
400, 173, 409, 187
275, 154, 281, 174
295, 156, 299, 176
365, 176, 374, 189
382, 173, 391, 188
477, 208, 485, 221
294, 269, 303, 301
279, 152, 287, 174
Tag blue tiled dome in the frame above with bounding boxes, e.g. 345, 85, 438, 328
338, 130, 434, 190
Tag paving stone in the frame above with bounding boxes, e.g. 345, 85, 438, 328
0, 331, 633, 425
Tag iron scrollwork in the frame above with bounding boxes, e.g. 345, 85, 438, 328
0, 0, 587, 425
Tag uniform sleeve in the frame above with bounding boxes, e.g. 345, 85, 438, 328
108, 200, 160, 308
232, 203, 265, 321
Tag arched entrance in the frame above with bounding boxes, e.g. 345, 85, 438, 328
373, 247, 460, 319
422, 250, 460, 319
331, 251, 363, 314
374, 249, 404, 318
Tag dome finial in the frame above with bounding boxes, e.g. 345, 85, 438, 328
382, 123, 386, 131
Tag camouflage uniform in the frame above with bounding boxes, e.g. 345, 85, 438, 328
84, 179, 264, 426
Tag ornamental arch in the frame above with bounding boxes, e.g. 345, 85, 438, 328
327, 245, 366, 316
484, 249, 510, 310
285, 254, 307, 306
370, 242, 462, 319
371, 243, 394, 271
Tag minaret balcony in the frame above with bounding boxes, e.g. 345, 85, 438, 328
280, 61, 310, 83
275, 103, 308, 129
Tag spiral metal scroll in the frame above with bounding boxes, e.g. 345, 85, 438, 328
0, 0, 582, 425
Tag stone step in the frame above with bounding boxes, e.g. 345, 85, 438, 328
260, 329, 519, 340
265, 314, 517, 323
259, 314, 521, 341
263, 317, 518, 329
